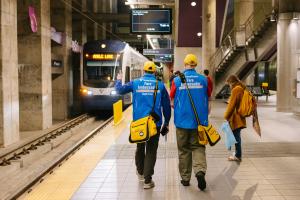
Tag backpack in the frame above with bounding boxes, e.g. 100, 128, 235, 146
237, 87, 256, 117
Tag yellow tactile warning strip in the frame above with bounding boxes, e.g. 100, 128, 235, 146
20, 107, 132, 200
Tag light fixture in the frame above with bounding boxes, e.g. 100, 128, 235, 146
293, 12, 299, 20
197, 32, 202, 37
191, 2, 196, 6
270, 9, 276, 22
101, 44, 106, 48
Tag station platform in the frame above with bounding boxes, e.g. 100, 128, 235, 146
21, 95, 300, 200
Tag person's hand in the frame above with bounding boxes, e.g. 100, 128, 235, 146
160, 125, 169, 136
117, 72, 122, 80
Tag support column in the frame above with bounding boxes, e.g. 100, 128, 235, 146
18, 0, 52, 130
81, 0, 87, 44
0, 0, 19, 146
234, 0, 254, 27
51, 0, 72, 120
93, 0, 99, 40
277, 1, 300, 114
202, 0, 216, 71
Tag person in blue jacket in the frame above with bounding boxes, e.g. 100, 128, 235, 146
115, 61, 171, 189
170, 54, 211, 191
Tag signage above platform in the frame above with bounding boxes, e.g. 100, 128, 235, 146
143, 49, 173, 56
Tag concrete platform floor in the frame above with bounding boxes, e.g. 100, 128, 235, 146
22, 95, 300, 200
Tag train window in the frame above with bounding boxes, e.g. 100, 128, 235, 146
125, 66, 130, 83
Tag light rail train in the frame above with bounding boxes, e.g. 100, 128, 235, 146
80, 40, 148, 111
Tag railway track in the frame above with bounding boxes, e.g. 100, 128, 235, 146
0, 113, 113, 200
0, 114, 90, 167
13, 116, 113, 200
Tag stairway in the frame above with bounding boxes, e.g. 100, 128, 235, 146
211, 14, 277, 97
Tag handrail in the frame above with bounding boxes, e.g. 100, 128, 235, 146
209, 4, 273, 72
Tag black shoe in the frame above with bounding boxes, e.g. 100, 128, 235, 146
196, 171, 206, 191
180, 180, 190, 186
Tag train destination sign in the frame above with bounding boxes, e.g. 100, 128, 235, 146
86, 54, 115, 60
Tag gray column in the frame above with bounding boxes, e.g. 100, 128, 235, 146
93, 0, 99, 40
18, 0, 52, 130
234, 0, 254, 27
51, 0, 72, 120
277, 12, 300, 113
81, 0, 87, 44
0, 0, 19, 146
202, 0, 216, 71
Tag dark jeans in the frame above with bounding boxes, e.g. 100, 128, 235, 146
135, 127, 160, 183
233, 128, 242, 159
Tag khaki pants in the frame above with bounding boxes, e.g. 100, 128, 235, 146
176, 127, 207, 181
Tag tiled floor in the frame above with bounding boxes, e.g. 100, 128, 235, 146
23, 96, 300, 200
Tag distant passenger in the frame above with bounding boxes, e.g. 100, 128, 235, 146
170, 54, 211, 191
203, 69, 213, 97
115, 61, 171, 189
224, 75, 246, 162
204, 69, 213, 114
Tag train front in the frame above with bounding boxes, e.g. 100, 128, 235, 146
81, 40, 124, 111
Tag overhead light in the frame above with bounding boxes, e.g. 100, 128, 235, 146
191, 2, 196, 6
197, 32, 202, 37
270, 15, 276, 22
130, 4, 135, 9
137, 35, 142, 38
293, 12, 299, 20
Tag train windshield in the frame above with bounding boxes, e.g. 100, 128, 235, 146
84, 56, 121, 88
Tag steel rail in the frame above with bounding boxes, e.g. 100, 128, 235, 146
0, 114, 90, 166
10, 116, 113, 200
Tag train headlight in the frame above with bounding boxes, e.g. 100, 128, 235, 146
101, 44, 106, 49
110, 90, 117, 95
81, 88, 88, 95
87, 90, 93, 95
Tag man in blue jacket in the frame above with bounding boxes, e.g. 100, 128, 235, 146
170, 54, 211, 191
115, 61, 171, 189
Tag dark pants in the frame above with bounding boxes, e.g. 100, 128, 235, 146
233, 128, 242, 159
135, 127, 160, 183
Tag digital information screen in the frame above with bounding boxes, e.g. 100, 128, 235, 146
131, 9, 172, 34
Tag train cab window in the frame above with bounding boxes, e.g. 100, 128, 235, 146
125, 66, 130, 83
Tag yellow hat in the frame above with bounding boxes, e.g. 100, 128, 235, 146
143, 61, 156, 72
184, 54, 198, 66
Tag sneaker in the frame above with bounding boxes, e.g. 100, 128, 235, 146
180, 180, 190, 186
228, 155, 242, 162
136, 170, 144, 182
143, 180, 155, 189
196, 171, 206, 191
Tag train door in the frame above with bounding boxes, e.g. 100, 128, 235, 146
123, 66, 132, 106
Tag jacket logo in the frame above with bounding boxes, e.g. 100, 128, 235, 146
139, 131, 144, 136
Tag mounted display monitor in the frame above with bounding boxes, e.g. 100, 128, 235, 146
131, 9, 172, 34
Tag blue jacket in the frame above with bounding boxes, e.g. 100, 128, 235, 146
115, 73, 171, 127
173, 69, 209, 129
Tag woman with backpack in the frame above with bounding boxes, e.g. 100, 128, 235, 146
224, 75, 247, 162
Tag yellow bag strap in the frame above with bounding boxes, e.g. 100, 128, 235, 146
178, 73, 201, 126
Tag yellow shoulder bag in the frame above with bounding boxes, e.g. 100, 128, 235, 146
178, 73, 221, 146
129, 80, 159, 143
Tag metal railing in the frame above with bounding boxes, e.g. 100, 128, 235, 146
209, 5, 273, 73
